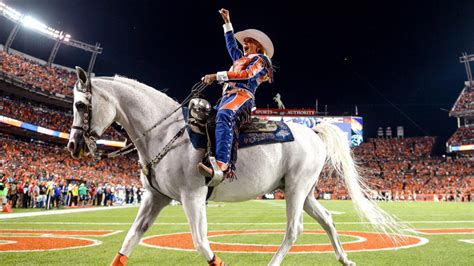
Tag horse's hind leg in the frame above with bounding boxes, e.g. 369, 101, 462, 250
303, 192, 355, 266
111, 191, 170, 265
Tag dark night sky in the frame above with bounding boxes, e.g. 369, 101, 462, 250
2, 0, 473, 154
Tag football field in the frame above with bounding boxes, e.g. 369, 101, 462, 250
1, 200, 473, 265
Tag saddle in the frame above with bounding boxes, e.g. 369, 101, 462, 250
188, 99, 278, 134
184, 98, 294, 187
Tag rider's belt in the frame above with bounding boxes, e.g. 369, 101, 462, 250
225, 88, 255, 100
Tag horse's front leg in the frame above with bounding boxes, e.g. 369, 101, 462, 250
182, 189, 226, 266
268, 190, 306, 266
111, 191, 170, 266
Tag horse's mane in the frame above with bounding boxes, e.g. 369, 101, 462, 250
95, 75, 178, 105
113, 75, 156, 93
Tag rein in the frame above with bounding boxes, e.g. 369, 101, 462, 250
103, 81, 208, 160
128, 81, 208, 196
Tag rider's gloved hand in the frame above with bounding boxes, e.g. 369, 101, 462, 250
219, 8, 230, 24
201, 74, 217, 85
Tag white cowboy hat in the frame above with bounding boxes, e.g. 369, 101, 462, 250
235, 29, 274, 59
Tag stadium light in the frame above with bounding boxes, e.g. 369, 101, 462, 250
21, 15, 71, 41
1, 2, 100, 72
0, 2, 22, 21
1, 3, 72, 41
22, 15, 46, 30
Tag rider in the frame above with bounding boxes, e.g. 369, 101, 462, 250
198, 8, 274, 181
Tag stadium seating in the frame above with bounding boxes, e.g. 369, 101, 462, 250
317, 136, 473, 201
450, 87, 474, 115
0, 51, 76, 97
0, 96, 125, 140
447, 127, 474, 146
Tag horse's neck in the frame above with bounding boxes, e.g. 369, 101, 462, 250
107, 79, 181, 160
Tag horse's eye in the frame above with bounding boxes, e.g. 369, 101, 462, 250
75, 102, 86, 111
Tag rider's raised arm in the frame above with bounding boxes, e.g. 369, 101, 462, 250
216, 55, 272, 83
219, 9, 242, 61
223, 23, 243, 62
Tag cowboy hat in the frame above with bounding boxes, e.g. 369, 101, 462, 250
235, 29, 274, 59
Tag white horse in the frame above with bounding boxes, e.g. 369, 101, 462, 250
67, 68, 405, 266
273, 93, 285, 109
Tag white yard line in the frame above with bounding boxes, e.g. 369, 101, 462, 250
1, 220, 473, 226
256, 200, 285, 207
256, 200, 345, 214
0, 205, 135, 220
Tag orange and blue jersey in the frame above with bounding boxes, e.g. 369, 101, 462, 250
214, 23, 273, 166
216, 24, 273, 97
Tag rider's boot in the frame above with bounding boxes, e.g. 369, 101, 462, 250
198, 157, 228, 186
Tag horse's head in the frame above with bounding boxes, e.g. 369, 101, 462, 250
67, 67, 116, 159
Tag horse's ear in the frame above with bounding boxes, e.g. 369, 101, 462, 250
75, 66, 88, 85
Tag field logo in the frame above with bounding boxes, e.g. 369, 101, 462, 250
0, 229, 120, 252
141, 230, 428, 253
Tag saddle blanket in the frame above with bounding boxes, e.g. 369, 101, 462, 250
182, 107, 294, 150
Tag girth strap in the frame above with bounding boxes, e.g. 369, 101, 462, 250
139, 126, 186, 198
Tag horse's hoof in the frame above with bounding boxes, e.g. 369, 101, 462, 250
111, 252, 128, 266
208, 255, 226, 266
344, 260, 356, 266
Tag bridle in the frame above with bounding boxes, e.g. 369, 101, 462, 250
72, 79, 99, 156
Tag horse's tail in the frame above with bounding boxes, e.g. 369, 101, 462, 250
313, 122, 409, 242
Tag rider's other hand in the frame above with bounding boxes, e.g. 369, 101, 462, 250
201, 74, 217, 85
219, 8, 230, 24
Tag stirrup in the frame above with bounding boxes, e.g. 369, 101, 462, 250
198, 157, 224, 187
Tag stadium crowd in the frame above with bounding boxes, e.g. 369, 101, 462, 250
0, 96, 125, 140
451, 87, 474, 114
0, 51, 75, 97
0, 135, 142, 209
448, 126, 474, 146
316, 136, 473, 202
2, 132, 472, 210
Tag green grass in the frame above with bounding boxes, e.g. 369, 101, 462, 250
1, 207, 55, 214
210, 233, 355, 245
1, 200, 473, 265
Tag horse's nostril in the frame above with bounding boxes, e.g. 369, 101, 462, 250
68, 141, 76, 153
